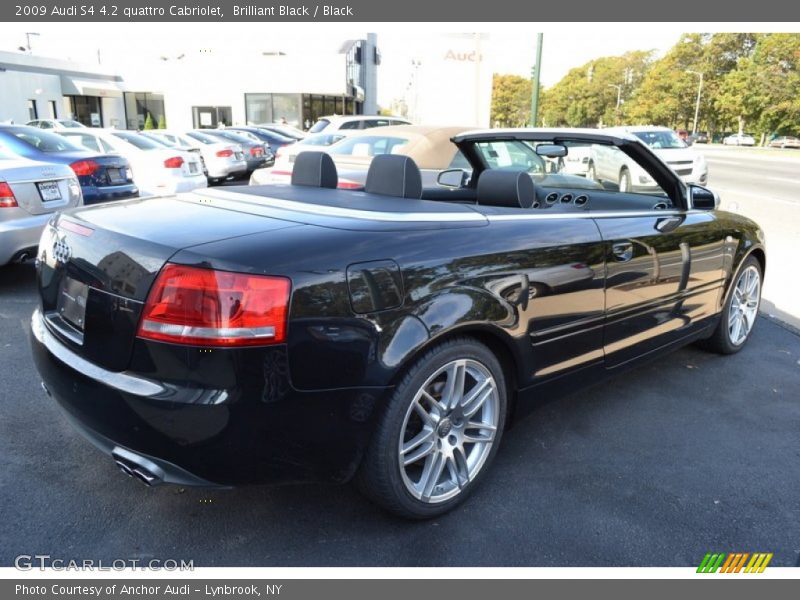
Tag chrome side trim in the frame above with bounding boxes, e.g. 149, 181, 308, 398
32, 308, 165, 397
184, 189, 488, 223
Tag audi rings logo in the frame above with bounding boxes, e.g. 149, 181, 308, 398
52, 235, 72, 264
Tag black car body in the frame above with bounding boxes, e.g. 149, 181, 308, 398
31, 128, 766, 517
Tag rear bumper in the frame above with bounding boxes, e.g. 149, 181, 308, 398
206, 160, 247, 179
82, 184, 139, 205
30, 308, 384, 487
0, 211, 50, 265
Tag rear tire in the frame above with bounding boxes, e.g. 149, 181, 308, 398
355, 338, 507, 519
699, 255, 762, 354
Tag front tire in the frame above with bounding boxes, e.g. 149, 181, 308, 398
356, 338, 507, 519
700, 255, 762, 354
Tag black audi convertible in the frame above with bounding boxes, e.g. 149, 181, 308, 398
31, 128, 765, 518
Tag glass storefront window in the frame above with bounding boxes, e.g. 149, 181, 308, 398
245, 93, 272, 125
124, 92, 165, 129
272, 94, 301, 128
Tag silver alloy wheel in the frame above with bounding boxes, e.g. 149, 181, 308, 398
728, 264, 761, 346
398, 358, 500, 504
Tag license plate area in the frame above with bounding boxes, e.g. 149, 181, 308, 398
107, 168, 125, 184
38, 181, 62, 202
189, 163, 198, 173
57, 277, 89, 331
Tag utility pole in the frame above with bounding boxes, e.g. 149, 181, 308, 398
686, 70, 703, 134
608, 84, 622, 124
529, 33, 543, 127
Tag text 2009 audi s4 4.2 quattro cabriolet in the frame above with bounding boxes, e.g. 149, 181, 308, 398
31, 128, 765, 519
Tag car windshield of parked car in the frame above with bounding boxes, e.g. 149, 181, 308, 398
474, 140, 547, 174
209, 130, 257, 145
632, 130, 686, 149
141, 134, 174, 147
185, 131, 218, 145
111, 132, 163, 150
302, 133, 345, 147
308, 119, 331, 134
58, 120, 84, 128
58, 132, 104, 153
328, 135, 410, 157
11, 129, 83, 152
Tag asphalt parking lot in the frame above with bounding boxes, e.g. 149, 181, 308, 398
1, 259, 799, 567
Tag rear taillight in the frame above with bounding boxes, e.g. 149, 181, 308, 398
250, 147, 264, 157
216, 149, 233, 158
337, 178, 362, 190
70, 160, 100, 177
164, 156, 184, 169
137, 264, 291, 347
0, 182, 18, 208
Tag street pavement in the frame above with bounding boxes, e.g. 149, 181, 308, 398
697, 144, 800, 330
0, 152, 798, 567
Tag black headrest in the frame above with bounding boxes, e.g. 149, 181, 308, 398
364, 155, 422, 199
476, 170, 535, 208
291, 151, 338, 189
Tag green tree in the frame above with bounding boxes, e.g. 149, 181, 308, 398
491, 74, 532, 127
143, 112, 155, 130
540, 50, 654, 128
157, 114, 167, 129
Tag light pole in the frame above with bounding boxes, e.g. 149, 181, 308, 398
18, 32, 39, 53
529, 33, 543, 127
608, 84, 622, 124
686, 69, 703, 134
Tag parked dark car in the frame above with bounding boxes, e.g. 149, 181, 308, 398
198, 129, 273, 173
225, 126, 297, 150
688, 132, 709, 144
0, 126, 138, 204
31, 129, 765, 519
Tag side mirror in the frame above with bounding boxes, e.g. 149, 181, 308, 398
535, 143, 568, 158
437, 168, 468, 188
689, 184, 719, 210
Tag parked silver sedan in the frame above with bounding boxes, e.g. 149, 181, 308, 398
0, 149, 83, 266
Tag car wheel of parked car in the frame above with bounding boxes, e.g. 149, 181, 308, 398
356, 338, 507, 519
619, 168, 631, 193
699, 255, 762, 354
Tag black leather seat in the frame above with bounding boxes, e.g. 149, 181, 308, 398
291, 151, 338, 189
364, 155, 423, 199
476, 169, 535, 208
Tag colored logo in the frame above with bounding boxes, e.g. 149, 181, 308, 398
697, 552, 773, 573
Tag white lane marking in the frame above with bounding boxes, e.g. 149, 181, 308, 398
712, 185, 798, 207
765, 176, 800, 185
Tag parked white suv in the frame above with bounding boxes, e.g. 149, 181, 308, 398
588, 126, 708, 192
308, 115, 410, 134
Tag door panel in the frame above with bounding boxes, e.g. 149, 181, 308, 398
595, 212, 725, 367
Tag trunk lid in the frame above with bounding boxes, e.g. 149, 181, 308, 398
2, 158, 82, 215
38, 196, 301, 371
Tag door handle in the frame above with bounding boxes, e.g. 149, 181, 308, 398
612, 242, 633, 262
655, 215, 683, 233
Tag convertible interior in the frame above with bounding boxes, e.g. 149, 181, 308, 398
239, 151, 676, 214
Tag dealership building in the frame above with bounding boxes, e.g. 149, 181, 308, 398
0, 34, 380, 131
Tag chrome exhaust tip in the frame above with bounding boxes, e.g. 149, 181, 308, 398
112, 447, 165, 487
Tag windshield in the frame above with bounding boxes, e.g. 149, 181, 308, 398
302, 133, 346, 147
207, 130, 256, 145
186, 131, 218, 145
328, 135, 410, 157
11, 129, 83, 152
474, 140, 547, 174
308, 119, 331, 134
58, 120, 84, 128
140, 133, 174, 147
111, 131, 163, 150
633, 130, 686, 149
